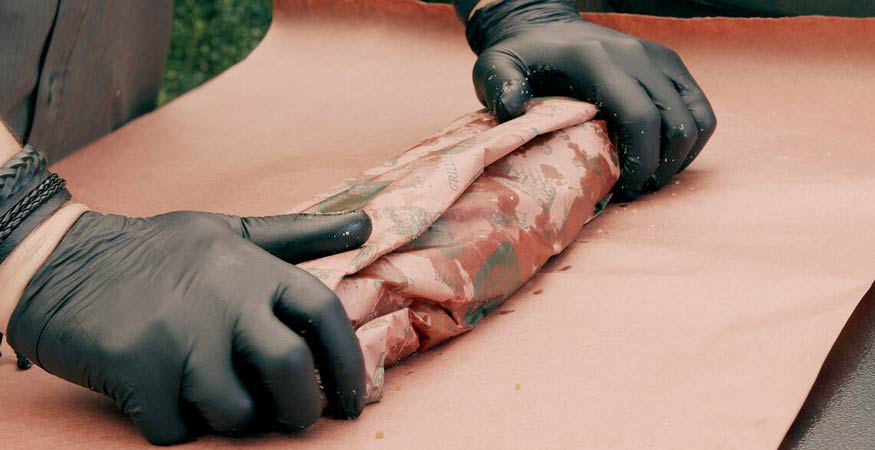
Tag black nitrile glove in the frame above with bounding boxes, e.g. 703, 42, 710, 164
466, 0, 717, 200
7, 210, 372, 445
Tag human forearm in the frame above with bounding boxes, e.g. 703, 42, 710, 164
1, 123, 21, 163
0, 123, 88, 334
0, 203, 88, 333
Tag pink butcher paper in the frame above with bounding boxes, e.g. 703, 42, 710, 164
291, 98, 620, 402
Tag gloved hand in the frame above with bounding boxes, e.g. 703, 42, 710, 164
6, 209, 372, 445
467, 0, 717, 200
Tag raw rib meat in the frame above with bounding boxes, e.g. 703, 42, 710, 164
292, 98, 619, 401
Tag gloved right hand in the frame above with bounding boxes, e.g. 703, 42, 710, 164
466, 0, 717, 200
7, 209, 372, 445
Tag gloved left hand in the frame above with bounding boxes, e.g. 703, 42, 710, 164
465, 0, 717, 200
7, 209, 371, 444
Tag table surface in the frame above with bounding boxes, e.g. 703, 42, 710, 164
2, 1, 873, 449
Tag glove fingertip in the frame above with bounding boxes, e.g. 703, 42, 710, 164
494, 90, 530, 122
612, 176, 646, 202
332, 381, 366, 420
137, 415, 191, 446
611, 188, 640, 203
329, 210, 372, 250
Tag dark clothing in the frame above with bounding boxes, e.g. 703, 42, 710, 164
0, 1, 173, 163
578, 0, 875, 17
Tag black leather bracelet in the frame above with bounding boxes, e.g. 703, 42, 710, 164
0, 146, 47, 202
0, 146, 70, 265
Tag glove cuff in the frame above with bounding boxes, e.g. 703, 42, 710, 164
466, 0, 581, 54
0, 146, 71, 265
454, 0, 481, 24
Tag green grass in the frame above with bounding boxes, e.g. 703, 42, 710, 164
159, 1, 462, 105
157, 0, 467, 105
158, 0, 272, 105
